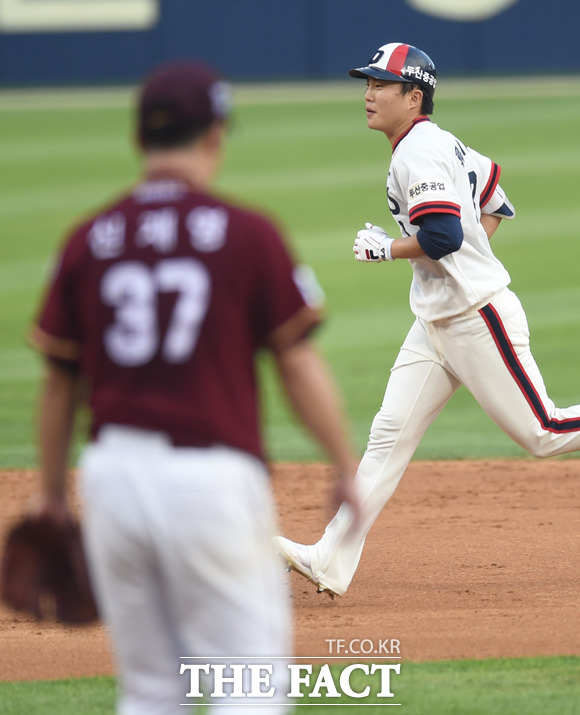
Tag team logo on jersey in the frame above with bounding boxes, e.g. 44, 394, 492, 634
187, 207, 228, 253
88, 213, 126, 259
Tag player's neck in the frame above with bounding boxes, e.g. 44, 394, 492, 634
143, 151, 216, 191
142, 126, 224, 191
387, 113, 426, 148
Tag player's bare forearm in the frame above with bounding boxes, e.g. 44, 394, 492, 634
481, 214, 502, 240
390, 234, 426, 259
274, 340, 359, 480
37, 360, 78, 503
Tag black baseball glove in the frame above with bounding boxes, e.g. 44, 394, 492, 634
0, 514, 98, 624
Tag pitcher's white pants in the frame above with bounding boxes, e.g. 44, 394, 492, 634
79, 427, 292, 715
310, 288, 580, 596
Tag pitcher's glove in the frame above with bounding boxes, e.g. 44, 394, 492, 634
0, 514, 98, 624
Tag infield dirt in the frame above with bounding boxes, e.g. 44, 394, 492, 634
0, 460, 578, 681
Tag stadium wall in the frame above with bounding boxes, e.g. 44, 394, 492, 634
0, 0, 577, 86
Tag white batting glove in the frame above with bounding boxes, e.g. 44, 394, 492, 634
353, 223, 394, 262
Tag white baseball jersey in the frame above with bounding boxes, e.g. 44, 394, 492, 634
294, 58, 580, 603
386, 117, 512, 321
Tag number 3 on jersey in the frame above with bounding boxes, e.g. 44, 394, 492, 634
101, 258, 211, 366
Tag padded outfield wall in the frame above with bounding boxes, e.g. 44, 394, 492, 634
0, 0, 578, 86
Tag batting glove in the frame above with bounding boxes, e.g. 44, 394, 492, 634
353, 223, 394, 262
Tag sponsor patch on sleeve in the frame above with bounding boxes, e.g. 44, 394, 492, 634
407, 178, 447, 202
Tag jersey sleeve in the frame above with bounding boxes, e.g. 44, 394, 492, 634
468, 148, 516, 220
29, 234, 84, 362
251, 217, 323, 353
478, 159, 501, 209
396, 143, 461, 225
480, 183, 516, 219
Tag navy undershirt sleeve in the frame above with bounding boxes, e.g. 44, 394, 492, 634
415, 213, 463, 261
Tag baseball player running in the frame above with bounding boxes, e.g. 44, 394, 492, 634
274, 42, 580, 598
29, 61, 359, 714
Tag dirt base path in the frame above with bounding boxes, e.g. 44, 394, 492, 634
0, 460, 578, 681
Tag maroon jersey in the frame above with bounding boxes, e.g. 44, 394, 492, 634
31, 177, 321, 460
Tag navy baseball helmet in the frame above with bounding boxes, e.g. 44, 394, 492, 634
349, 42, 437, 97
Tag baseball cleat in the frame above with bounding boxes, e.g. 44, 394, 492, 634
272, 536, 337, 599
317, 587, 335, 600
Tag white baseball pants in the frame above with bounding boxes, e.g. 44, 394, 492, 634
310, 287, 580, 595
79, 426, 292, 715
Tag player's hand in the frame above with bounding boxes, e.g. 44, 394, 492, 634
353, 223, 394, 262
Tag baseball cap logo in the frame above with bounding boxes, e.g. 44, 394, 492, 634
146, 108, 172, 129
369, 49, 385, 66
209, 81, 232, 119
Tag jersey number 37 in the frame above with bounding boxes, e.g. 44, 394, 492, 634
100, 258, 211, 367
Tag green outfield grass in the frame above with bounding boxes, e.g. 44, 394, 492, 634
1, 656, 578, 713
1, 80, 579, 467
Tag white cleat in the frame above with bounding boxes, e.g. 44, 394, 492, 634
272, 536, 337, 599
